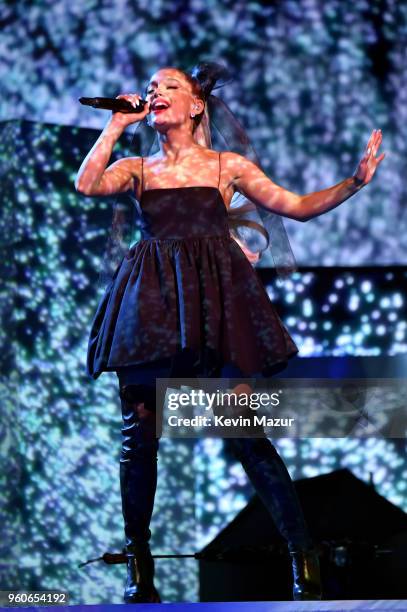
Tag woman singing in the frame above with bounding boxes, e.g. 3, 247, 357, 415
75, 62, 384, 604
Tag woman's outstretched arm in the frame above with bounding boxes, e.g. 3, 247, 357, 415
228, 129, 385, 222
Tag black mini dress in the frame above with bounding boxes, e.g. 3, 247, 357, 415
86, 153, 298, 386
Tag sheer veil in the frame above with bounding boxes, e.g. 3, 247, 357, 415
98, 61, 297, 288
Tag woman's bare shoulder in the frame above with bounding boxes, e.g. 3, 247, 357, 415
111, 156, 142, 169
220, 151, 253, 165
218, 151, 259, 182
118, 156, 143, 168
112, 156, 142, 180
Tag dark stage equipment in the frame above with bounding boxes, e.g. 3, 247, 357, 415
199, 469, 407, 602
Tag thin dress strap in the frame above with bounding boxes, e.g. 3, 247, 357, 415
140, 156, 144, 195
218, 152, 221, 190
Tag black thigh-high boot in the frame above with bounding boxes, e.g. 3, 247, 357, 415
119, 383, 161, 604
224, 435, 322, 601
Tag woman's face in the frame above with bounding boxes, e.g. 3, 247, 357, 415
144, 68, 203, 132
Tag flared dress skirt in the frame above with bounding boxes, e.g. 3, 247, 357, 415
86, 187, 299, 383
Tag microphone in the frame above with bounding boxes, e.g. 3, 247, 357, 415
79, 97, 148, 113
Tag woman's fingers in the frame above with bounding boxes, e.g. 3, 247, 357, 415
372, 130, 383, 157
376, 131, 383, 152
356, 130, 385, 183
109, 92, 150, 126
365, 129, 383, 158
116, 93, 145, 109
365, 131, 374, 156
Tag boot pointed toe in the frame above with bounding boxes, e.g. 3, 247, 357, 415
123, 544, 161, 604
290, 548, 322, 601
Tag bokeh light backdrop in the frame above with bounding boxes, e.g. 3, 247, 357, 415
1, 0, 406, 605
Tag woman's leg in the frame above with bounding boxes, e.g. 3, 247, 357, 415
219, 369, 321, 600
118, 382, 159, 550
116, 360, 171, 604
225, 434, 321, 600
224, 435, 314, 553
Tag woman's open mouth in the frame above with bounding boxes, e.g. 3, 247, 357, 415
151, 99, 170, 113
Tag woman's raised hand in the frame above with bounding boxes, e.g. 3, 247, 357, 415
353, 129, 386, 187
110, 93, 151, 128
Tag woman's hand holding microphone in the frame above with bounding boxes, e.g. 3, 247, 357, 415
75, 93, 152, 195
109, 93, 151, 128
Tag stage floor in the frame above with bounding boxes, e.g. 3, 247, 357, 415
9, 600, 407, 612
